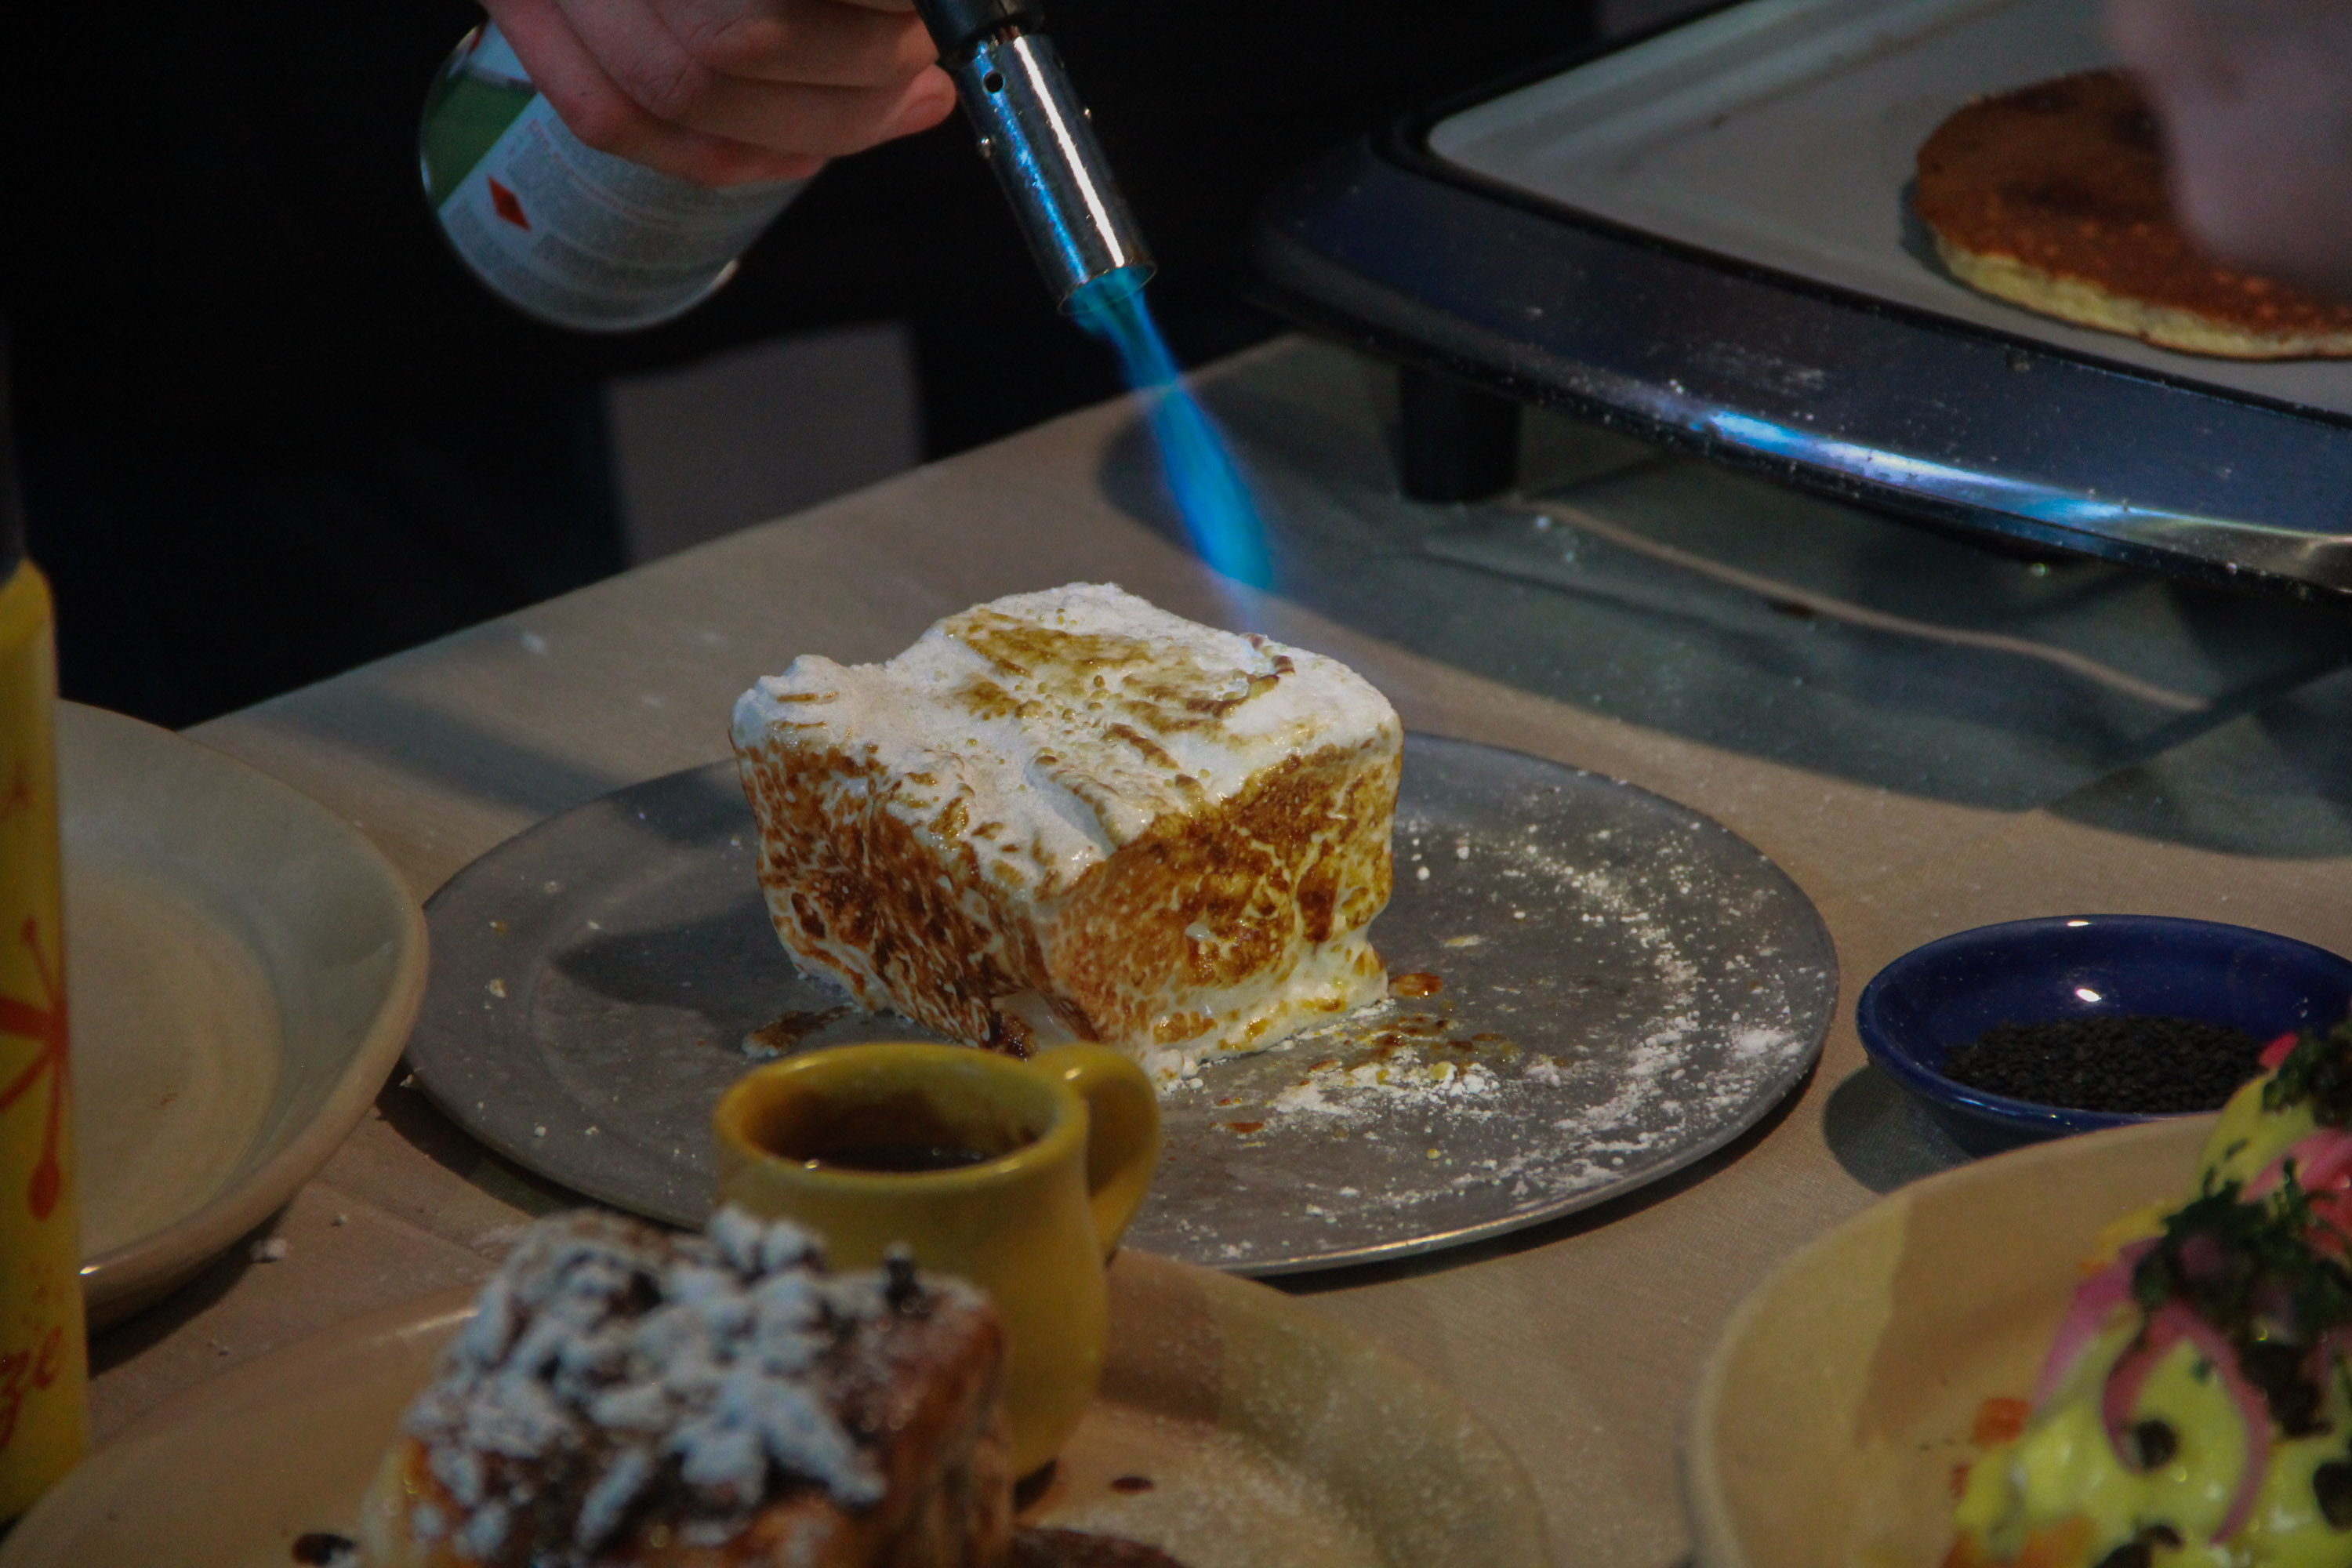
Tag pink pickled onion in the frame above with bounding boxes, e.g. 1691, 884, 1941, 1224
2263, 1033, 2300, 1070
2033, 1241, 2154, 1410
2100, 1317, 2176, 1461
2101, 1304, 2270, 1541
2249, 1128, 2352, 1200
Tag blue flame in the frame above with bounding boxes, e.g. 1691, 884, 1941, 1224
1072, 276, 1272, 587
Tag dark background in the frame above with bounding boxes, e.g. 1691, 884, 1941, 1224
0, 1, 1598, 727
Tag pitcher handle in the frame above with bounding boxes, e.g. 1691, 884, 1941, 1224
1035, 1044, 1161, 1258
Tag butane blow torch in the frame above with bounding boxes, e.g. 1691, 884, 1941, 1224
909, 0, 1155, 311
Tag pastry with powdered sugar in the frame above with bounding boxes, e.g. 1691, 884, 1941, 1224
358, 1207, 1010, 1568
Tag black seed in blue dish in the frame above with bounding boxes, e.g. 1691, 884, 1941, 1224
1940, 1014, 2263, 1114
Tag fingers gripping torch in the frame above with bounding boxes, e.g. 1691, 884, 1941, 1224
909, 0, 1156, 313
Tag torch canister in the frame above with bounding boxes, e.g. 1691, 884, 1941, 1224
0, 338, 85, 1523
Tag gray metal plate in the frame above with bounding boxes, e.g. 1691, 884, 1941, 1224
408, 735, 1834, 1273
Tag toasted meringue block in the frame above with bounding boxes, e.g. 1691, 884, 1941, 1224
731, 583, 1399, 1084
358, 1209, 1011, 1568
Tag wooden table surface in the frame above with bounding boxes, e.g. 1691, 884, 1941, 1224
85, 339, 2352, 1567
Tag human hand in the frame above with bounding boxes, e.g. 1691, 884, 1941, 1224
485, 0, 957, 187
2109, 0, 2352, 296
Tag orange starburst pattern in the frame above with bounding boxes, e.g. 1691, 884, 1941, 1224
0, 1324, 62, 1454
0, 918, 67, 1219
0, 764, 31, 826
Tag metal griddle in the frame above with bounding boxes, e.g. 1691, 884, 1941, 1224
1249, 0, 2352, 598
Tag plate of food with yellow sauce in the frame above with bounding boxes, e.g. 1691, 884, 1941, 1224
1690, 1018, 2352, 1568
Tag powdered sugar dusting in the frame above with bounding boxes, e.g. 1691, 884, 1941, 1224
1122, 736, 1835, 1271
400, 1207, 980, 1562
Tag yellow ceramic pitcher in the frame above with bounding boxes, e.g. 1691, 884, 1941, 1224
712, 1042, 1159, 1475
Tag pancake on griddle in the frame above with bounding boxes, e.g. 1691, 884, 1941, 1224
1915, 68, 2352, 359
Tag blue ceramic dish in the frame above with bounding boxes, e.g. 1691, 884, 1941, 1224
1855, 914, 2352, 1152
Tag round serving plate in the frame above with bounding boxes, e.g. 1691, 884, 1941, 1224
61, 704, 429, 1326
0, 1250, 1546, 1568
1684, 1113, 2212, 1568
405, 734, 1834, 1272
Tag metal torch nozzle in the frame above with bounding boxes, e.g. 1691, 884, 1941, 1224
913, 0, 1154, 312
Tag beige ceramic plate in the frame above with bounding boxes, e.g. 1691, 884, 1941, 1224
1, 1250, 1544, 1568
1685, 1115, 2213, 1568
62, 703, 428, 1327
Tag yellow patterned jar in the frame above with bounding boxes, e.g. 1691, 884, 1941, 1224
0, 354, 84, 1522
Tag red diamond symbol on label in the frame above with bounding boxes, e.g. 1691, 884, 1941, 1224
488, 178, 530, 230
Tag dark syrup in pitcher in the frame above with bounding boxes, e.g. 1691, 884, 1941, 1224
800, 1142, 996, 1174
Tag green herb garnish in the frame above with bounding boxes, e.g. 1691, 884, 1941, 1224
2263, 1022, 2352, 1125
2133, 1173, 2352, 1436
